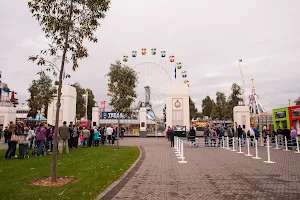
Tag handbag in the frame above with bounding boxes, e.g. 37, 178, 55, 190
11, 134, 19, 142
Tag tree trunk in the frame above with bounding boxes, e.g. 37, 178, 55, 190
51, 0, 73, 183
117, 113, 120, 150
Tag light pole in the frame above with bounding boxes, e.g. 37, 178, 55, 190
238, 59, 245, 106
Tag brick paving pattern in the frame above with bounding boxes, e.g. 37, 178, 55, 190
110, 138, 300, 200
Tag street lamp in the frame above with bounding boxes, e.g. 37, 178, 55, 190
238, 59, 245, 106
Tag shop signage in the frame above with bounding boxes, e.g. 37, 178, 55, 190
101, 112, 138, 119
275, 111, 286, 119
292, 109, 300, 118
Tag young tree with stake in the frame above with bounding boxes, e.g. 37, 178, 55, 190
107, 62, 138, 149
28, 0, 110, 182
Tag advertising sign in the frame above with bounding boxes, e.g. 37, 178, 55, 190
275, 111, 286, 119
101, 112, 138, 120
292, 109, 300, 118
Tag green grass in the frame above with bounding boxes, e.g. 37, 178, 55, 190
0, 146, 139, 200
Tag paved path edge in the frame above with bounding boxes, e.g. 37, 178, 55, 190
94, 146, 145, 200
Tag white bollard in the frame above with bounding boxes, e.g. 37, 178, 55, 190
267, 135, 272, 148
252, 139, 261, 159
295, 137, 300, 154
175, 137, 179, 153
222, 136, 225, 148
274, 135, 280, 149
176, 138, 181, 156
174, 136, 177, 149
178, 140, 187, 163
231, 137, 237, 151
226, 136, 230, 150
177, 140, 185, 159
264, 137, 275, 164
237, 137, 244, 153
283, 136, 290, 151
245, 138, 253, 156
260, 134, 264, 146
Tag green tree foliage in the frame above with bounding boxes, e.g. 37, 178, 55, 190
225, 83, 243, 119
27, 73, 57, 118
28, 0, 110, 182
189, 97, 202, 120
86, 88, 96, 121
295, 95, 300, 105
202, 96, 214, 118
107, 63, 137, 148
71, 83, 86, 119
212, 91, 227, 119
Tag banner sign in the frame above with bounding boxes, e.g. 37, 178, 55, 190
101, 112, 138, 120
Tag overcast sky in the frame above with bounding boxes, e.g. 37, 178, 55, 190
1, 0, 299, 116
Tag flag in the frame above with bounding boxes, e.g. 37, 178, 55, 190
100, 101, 106, 112
63, 71, 66, 80
174, 67, 177, 79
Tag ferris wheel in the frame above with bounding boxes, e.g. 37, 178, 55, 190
110, 48, 190, 118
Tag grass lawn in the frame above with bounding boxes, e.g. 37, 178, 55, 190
0, 146, 139, 200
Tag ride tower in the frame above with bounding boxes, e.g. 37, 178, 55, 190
248, 79, 266, 115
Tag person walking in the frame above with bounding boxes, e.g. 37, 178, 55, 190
167, 126, 171, 141
72, 125, 79, 148
35, 123, 46, 156
89, 127, 94, 147
4, 122, 18, 159
100, 127, 106, 145
4, 126, 8, 144
93, 128, 100, 146
82, 127, 90, 148
68, 122, 74, 149
58, 121, 70, 154
170, 128, 175, 147
106, 125, 113, 145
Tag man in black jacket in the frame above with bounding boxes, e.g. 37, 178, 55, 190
170, 128, 175, 147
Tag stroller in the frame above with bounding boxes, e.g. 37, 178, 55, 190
19, 143, 29, 159
31, 137, 47, 156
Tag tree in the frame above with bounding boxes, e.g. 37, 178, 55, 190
107, 63, 137, 149
86, 88, 96, 121
27, 73, 57, 117
28, 0, 110, 182
295, 95, 300, 105
71, 83, 86, 119
225, 83, 243, 119
202, 96, 214, 118
189, 97, 201, 120
213, 91, 227, 119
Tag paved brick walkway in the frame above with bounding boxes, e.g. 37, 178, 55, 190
109, 138, 300, 200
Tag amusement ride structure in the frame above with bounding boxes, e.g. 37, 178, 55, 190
106, 48, 190, 119
248, 79, 266, 115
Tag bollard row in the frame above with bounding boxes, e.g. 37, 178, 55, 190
173, 136, 187, 163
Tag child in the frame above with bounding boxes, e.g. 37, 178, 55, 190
93, 129, 100, 146
79, 133, 84, 147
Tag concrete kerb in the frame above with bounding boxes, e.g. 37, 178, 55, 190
94, 146, 145, 200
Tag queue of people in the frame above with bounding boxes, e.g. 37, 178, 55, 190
2, 121, 125, 159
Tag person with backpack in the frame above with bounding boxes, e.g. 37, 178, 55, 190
226, 125, 233, 146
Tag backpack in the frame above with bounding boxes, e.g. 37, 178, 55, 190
227, 128, 233, 137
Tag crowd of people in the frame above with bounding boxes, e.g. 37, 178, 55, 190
1, 121, 126, 159
166, 124, 298, 149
